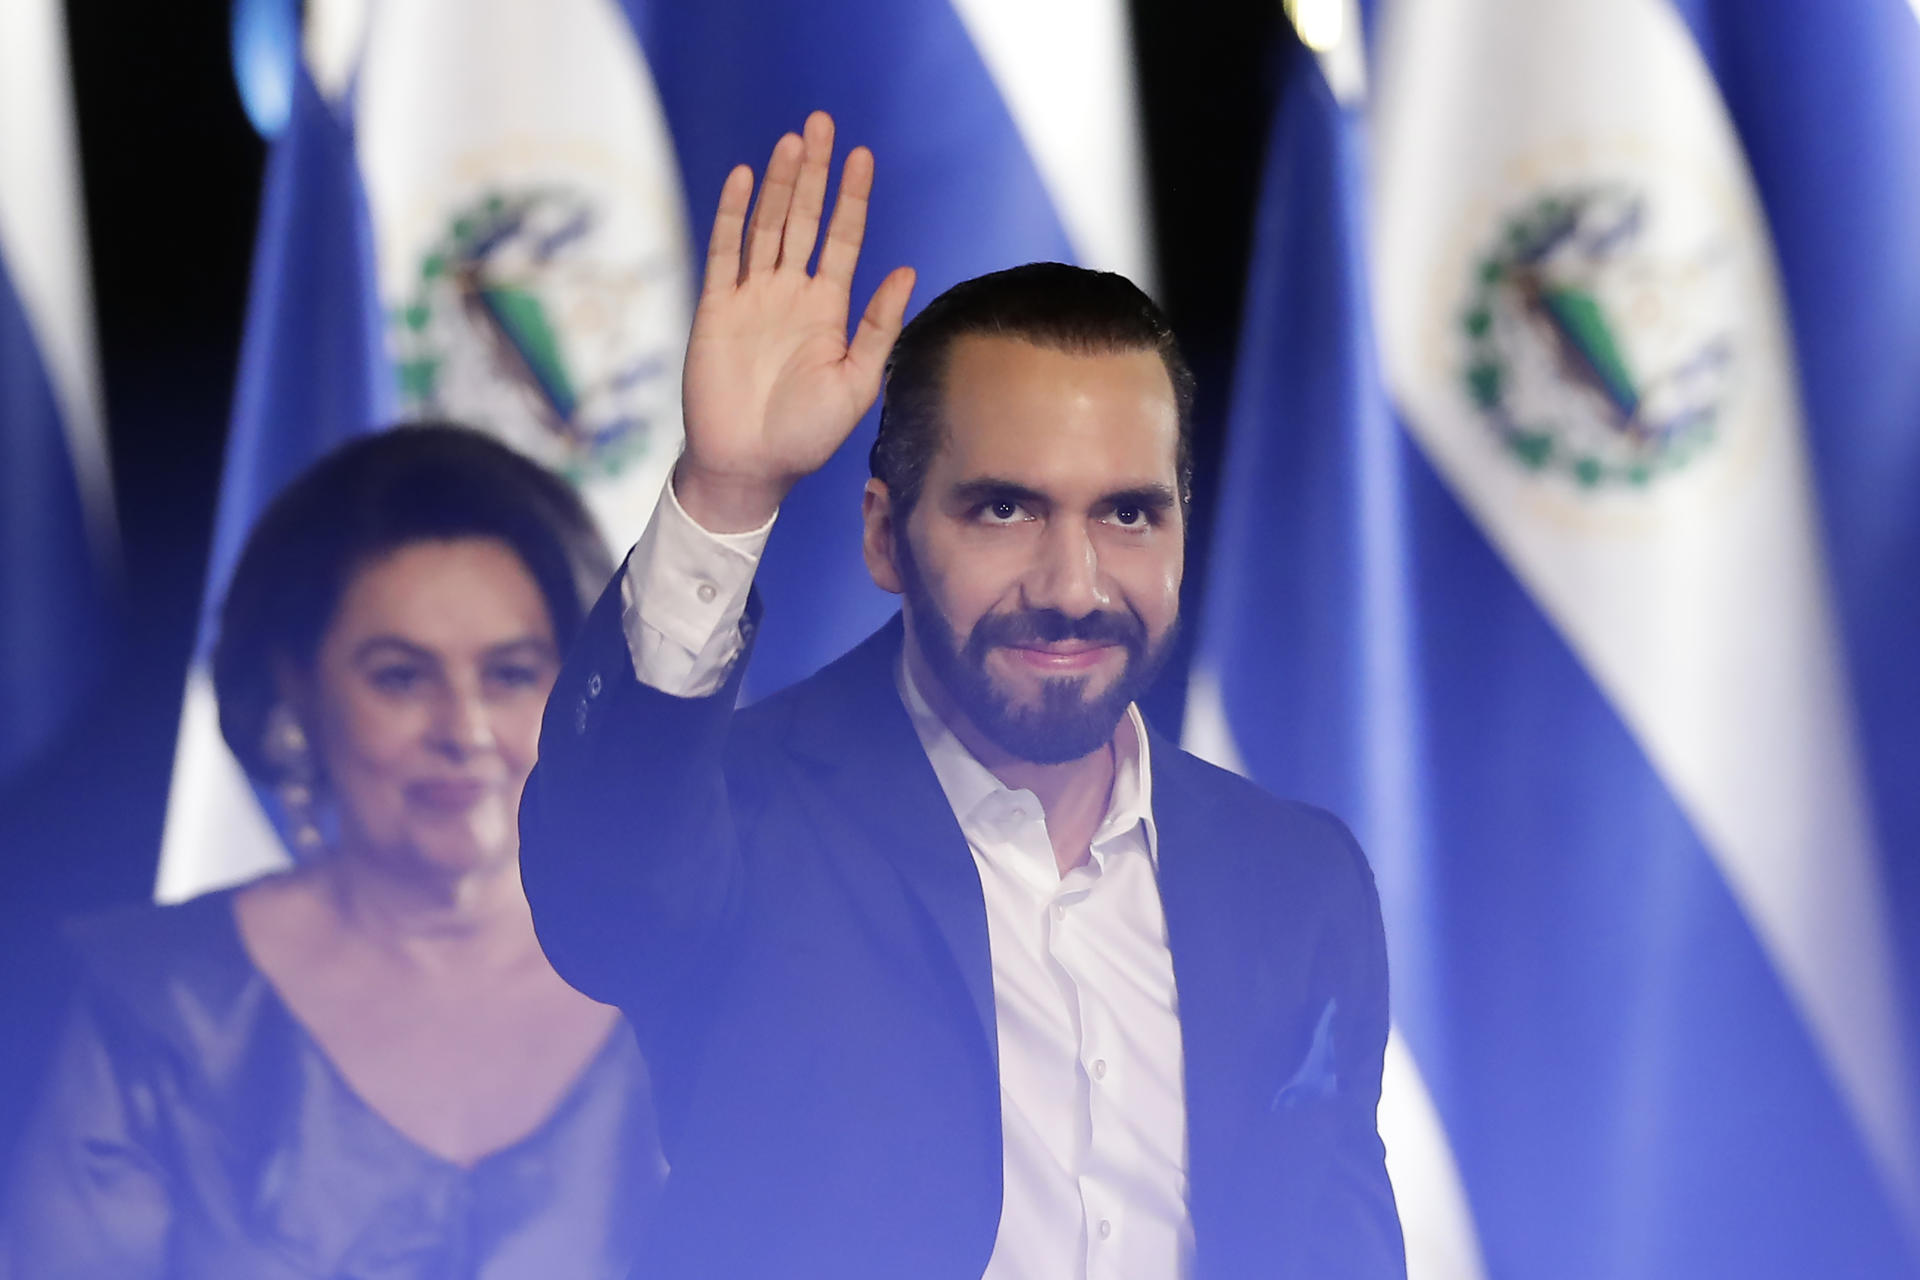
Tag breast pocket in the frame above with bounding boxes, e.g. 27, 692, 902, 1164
1268, 995, 1341, 1115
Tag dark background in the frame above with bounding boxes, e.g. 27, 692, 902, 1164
0, 1, 1288, 1155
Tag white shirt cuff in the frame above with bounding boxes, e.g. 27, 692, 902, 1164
619, 470, 773, 697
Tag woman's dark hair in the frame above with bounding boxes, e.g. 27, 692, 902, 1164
213, 423, 613, 783
869, 262, 1196, 518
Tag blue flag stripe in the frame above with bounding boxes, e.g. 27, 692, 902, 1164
197, 64, 387, 651
1196, 47, 1426, 884
0, 253, 110, 774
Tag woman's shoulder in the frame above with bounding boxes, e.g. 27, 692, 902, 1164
62, 885, 267, 1052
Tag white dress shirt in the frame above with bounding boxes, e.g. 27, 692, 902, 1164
620, 477, 1194, 1279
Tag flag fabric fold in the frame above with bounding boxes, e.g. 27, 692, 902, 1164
1667, 0, 1920, 1090
0, 0, 115, 780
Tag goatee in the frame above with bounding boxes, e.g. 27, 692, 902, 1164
897, 537, 1175, 765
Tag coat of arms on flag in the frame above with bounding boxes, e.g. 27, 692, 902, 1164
389, 183, 684, 485
1459, 184, 1735, 489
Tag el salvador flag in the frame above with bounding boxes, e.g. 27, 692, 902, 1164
0, 0, 116, 781
625, 0, 1155, 698
159, 0, 1152, 901
1189, 0, 1920, 1276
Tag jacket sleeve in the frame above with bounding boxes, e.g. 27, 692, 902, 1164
519, 564, 759, 1108
1306, 818, 1409, 1279
0, 999, 171, 1280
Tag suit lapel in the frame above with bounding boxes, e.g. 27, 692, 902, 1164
1149, 738, 1259, 1133
1153, 731, 1351, 1273
1152, 731, 1330, 1198
781, 618, 1000, 1072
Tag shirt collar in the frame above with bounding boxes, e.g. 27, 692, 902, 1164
896, 651, 1159, 868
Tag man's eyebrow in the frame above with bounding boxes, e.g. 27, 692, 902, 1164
1101, 483, 1179, 511
945, 479, 1180, 512
948, 478, 1052, 508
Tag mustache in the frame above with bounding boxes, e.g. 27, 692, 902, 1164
967, 607, 1147, 653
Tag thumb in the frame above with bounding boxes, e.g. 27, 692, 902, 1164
845, 266, 916, 401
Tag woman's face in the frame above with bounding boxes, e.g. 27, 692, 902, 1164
300, 537, 561, 879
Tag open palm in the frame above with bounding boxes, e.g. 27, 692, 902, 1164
678, 112, 916, 532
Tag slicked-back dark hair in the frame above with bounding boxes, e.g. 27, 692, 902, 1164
869, 262, 1195, 518
212, 423, 613, 784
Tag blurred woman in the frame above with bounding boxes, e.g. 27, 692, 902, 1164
0, 425, 663, 1278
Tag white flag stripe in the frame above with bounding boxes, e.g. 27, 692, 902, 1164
155, 674, 290, 904
1382, 1030, 1489, 1280
947, 0, 1155, 291
1298, 0, 1368, 106
356, 0, 691, 553
1371, 0, 1917, 1223
0, 0, 115, 556
305, 0, 371, 103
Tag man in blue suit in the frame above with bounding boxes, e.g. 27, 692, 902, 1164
521, 111, 1404, 1279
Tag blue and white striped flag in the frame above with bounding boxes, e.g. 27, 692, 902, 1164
158, 0, 692, 902
0, 0, 116, 780
1190, 0, 1920, 1275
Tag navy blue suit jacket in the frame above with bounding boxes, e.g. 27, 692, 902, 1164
521, 574, 1404, 1279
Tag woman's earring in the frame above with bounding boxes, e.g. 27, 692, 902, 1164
263, 704, 325, 856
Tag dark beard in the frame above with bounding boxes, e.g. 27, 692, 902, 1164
897, 535, 1175, 765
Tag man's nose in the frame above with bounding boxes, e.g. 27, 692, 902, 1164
1024, 520, 1111, 618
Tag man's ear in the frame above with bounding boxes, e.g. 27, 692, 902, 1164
862, 478, 904, 595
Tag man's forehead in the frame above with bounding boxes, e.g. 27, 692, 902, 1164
941, 331, 1171, 389
931, 335, 1179, 476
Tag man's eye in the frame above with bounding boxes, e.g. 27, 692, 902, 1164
1113, 504, 1144, 526
979, 500, 1027, 524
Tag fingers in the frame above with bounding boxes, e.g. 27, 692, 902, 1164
702, 165, 754, 298
847, 266, 916, 394
721, 115, 875, 292
817, 145, 875, 288
779, 111, 835, 272
744, 132, 804, 277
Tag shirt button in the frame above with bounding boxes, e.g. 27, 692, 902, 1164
1052, 904, 1066, 922
1091, 1059, 1107, 1081
1009, 806, 1026, 822
696, 581, 718, 604
1098, 1219, 1113, 1240
586, 671, 603, 697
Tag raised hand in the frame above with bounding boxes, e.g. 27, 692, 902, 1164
677, 112, 916, 533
